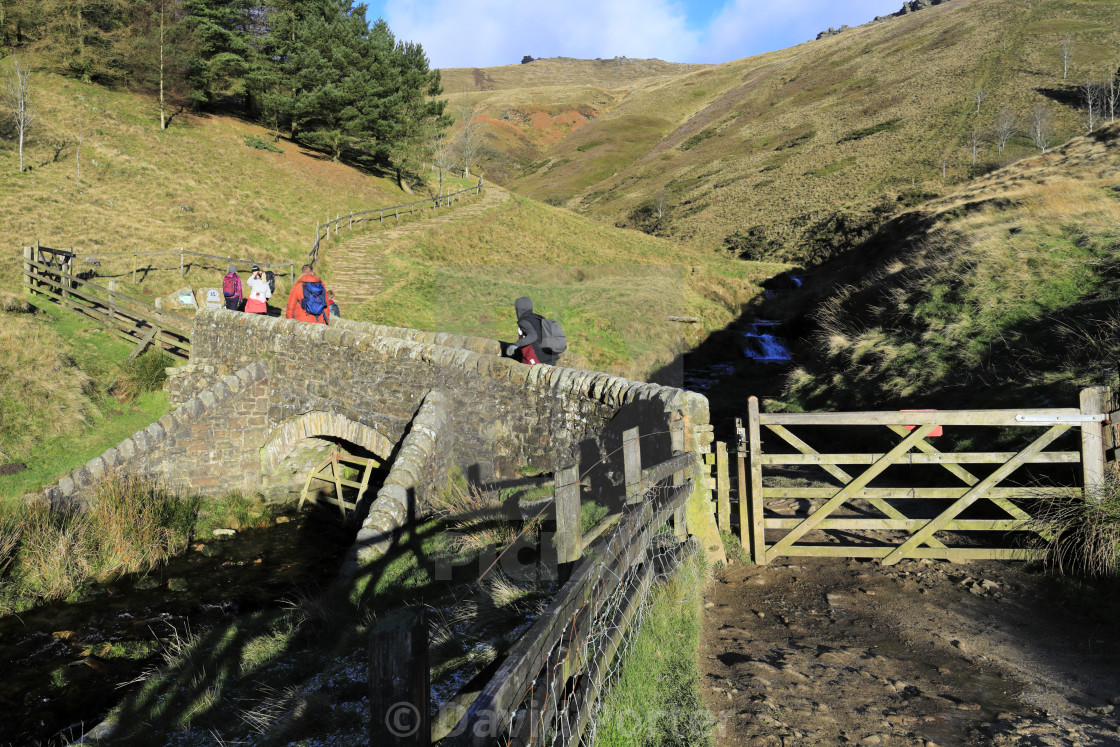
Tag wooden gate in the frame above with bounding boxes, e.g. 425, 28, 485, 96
718, 389, 1111, 565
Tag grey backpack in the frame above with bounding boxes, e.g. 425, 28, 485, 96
540, 316, 567, 355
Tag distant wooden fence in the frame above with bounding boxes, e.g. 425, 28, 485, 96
369, 426, 698, 746
23, 244, 194, 358
74, 244, 295, 284
308, 180, 484, 266
706, 389, 1112, 565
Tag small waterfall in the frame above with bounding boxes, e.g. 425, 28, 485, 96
743, 320, 792, 362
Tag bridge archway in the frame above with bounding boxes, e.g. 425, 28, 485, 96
259, 411, 397, 493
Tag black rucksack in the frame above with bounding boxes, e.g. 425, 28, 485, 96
265, 270, 276, 294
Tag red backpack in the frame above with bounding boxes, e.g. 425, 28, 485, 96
222, 273, 240, 298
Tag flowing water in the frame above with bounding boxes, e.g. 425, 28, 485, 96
0, 511, 352, 745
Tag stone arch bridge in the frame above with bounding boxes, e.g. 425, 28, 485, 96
34, 309, 723, 562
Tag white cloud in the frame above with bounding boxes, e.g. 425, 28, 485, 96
382, 0, 701, 69
378, 0, 907, 68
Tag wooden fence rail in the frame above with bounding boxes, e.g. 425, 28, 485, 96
371, 427, 697, 746
308, 181, 484, 266
707, 390, 1112, 566
23, 246, 191, 358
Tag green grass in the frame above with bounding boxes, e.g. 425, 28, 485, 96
594, 550, 714, 747
0, 299, 175, 500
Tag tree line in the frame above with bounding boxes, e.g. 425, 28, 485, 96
1, 0, 455, 186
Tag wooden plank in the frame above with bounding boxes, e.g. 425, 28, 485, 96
765, 423, 947, 549
128, 327, 157, 359
882, 425, 1070, 565
759, 451, 1079, 466
760, 409, 1085, 427
764, 518, 1032, 531
760, 545, 1042, 561
623, 427, 641, 505
554, 465, 582, 567
369, 608, 430, 747
23, 263, 192, 338
765, 424, 938, 563
22, 279, 190, 354
761, 487, 1071, 499
1081, 387, 1108, 501
443, 481, 691, 747
736, 419, 748, 550
716, 441, 730, 534
748, 397, 766, 564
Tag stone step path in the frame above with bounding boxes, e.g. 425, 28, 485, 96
323, 186, 511, 308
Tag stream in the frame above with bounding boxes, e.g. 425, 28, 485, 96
0, 511, 353, 746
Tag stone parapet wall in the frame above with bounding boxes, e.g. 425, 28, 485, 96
326, 317, 502, 357
342, 390, 454, 577
188, 309, 710, 484
36, 362, 272, 509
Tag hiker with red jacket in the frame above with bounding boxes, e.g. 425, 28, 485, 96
221, 265, 242, 311
505, 296, 561, 365
285, 264, 330, 324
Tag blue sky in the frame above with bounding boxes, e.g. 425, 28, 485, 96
364, 0, 905, 69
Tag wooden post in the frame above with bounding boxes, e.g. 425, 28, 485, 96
349, 214, 353, 230
747, 396, 766, 564
623, 427, 642, 505
369, 607, 429, 747
23, 246, 32, 294
736, 418, 749, 550
670, 413, 688, 540
1106, 386, 1118, 479
107, 281, 116, 319
716, 441, 730, 534
380, 208, 384, 223
395, 207, 399, 221
1081, 386, 1108, 502
180, 248, 184, 277
555, 464, 582, 579
132, 253, 137, 283
61, 254, 72, 304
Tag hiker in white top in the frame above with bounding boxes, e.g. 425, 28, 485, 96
244, 265, 272, 314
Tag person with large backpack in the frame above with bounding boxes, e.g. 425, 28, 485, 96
285, 264, 330, 324
221, 265, 243, 311
505, 296, 566, 365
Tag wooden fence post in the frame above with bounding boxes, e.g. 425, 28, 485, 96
132, 253, 137, 283
670, 413, 688, 540
179, 248, 184, 277
1081, 386, 1108, 501
747, 396, 766, 564
736, 418, 749, 550
395, 207, 399, 221
555, 464, 582, 579
716, 441, 730, 534
23, 247, 32, 295
369, 607, 429, 746
623, 427, 642, 505
61, 254, 72, 304
107, 280, 116, 318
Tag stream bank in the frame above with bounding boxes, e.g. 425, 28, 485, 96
0, 508, 353, 746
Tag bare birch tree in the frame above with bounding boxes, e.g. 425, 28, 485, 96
1106, 65, 1119, 124
975, 88, 986, 115
4, 56, 33, 173
454, 97, 484, 179
431, 130, 451, 200
968, 127, 983, 166
159, 0, 167, 129
994, 108, 1016, 156
1061, 34, 1073, 79
1031, 104, 1052, 153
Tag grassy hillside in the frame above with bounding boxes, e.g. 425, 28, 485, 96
344, 191, 778, 379
780, 123, 1120, 411
452, 0, 1120, 263
0, 69, 420, 297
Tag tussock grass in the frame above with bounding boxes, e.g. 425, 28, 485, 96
431, 468, 541, 554
594, 549, 714, 747
1030, 476, 1120, 579
785, 126, 1120, 409
112, 349, 176, 402
1, 474, 198, 610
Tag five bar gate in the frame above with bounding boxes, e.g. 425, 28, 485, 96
707, 388, 1111, 565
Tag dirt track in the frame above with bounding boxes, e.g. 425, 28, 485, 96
701, 557, 1120, 746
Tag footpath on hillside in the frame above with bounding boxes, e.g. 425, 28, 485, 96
701, 556, 1120, 746
322, 186, 511, 308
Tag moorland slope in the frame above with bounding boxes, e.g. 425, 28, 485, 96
444, 0, 1120, 264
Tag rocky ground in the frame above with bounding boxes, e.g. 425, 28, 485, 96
701, 556, 1120, 746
